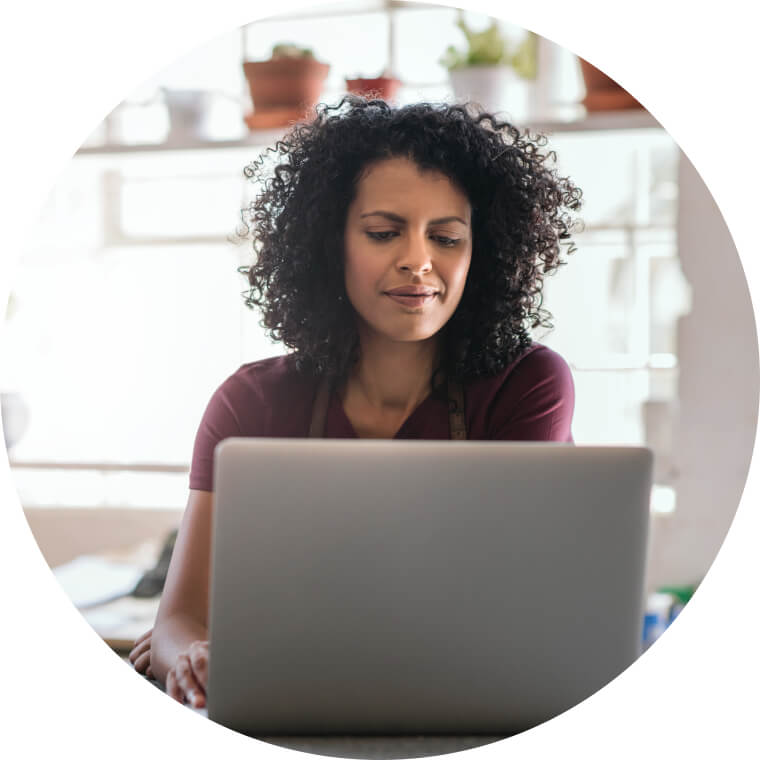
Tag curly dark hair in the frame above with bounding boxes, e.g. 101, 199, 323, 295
237, 96, 582, 381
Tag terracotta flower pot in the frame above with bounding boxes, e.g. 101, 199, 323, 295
243, 57, 330, 128
578, 57, 643, 112
346, 76, 401, 102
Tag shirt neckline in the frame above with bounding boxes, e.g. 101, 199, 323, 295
327, 387, 443, 439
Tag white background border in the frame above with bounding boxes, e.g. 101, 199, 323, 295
1, 1, 758, 757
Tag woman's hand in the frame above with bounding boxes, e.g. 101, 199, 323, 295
128, 629, 154, 679
166, 640, 209, 708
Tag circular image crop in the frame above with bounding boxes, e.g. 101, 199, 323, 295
3, 2, 757, 758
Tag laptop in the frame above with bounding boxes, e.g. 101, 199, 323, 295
206, 439, 652, 736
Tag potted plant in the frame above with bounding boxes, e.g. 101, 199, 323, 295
440, 12, 537, 115
243, 43, 330, 129
577, 56, 643, 112
346, 69, 402, 102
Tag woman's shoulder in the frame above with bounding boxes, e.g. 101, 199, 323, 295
222, 353, 308, 395
190, 355, 315, 491
466, 343, 575, 441
206, 354, 316, 434
507, 342, 572, 384
471, 343, 572, 392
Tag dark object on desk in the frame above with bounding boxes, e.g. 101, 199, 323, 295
132, 530, 177, 598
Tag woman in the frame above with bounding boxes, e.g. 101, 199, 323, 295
129, 97, 582, 706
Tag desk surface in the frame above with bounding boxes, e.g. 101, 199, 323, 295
57, 541, 162, 652
82, 594, 160, 651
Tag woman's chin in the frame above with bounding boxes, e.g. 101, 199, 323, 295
372, 325, 443, 345
354, 311, 449, 346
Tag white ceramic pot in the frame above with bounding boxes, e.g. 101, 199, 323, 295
448, 65, 529, 123
162, 88, 213, 141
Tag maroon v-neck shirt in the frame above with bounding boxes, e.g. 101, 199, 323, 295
189, 343, 574, 492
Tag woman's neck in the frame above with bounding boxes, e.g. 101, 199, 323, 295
344, 332, 440, 416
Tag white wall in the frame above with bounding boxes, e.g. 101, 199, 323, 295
647, 152, 759, 588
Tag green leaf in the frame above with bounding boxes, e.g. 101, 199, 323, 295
511, 32, 538, 79
445, 12, 509, 68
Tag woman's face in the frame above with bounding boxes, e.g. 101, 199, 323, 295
343, 156, 473, 346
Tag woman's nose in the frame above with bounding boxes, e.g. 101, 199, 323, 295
396, 235, 433, 274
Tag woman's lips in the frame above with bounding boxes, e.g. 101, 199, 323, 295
385, 292, 437, 308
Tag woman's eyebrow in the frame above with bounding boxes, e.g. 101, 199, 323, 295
359, 210, 469, 225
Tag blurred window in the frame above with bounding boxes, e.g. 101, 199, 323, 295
4, 4, 681, 511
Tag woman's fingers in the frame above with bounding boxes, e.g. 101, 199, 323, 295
128, 632, 152, 665
166, 669, 182, 702
164, 642, 210, 707
188, 642, 209, 689
174, 653, 205, 708
133, 650, 151, 674
129, 639, 151, 667
130, 629, 152, 653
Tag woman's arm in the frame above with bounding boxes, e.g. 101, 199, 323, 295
150, 488, 214, 705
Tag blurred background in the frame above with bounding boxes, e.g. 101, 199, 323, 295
1, 1, 756, 653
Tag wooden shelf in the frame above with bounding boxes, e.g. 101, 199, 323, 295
531, 109, 661, 133
75, 110, 661, 157
75, 130, 286, 156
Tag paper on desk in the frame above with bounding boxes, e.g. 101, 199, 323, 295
53, 555, 143, 609
83, 595, 161, 646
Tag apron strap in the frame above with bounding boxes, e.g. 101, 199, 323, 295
308, 377, 331, 438
308, 376, 467, 440
447, 376, 467, 440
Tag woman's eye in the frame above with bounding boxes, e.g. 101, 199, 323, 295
432, 235, 460, 247
366, 230, 398, 241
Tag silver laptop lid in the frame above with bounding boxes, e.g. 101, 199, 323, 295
208, 439, 652, 736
